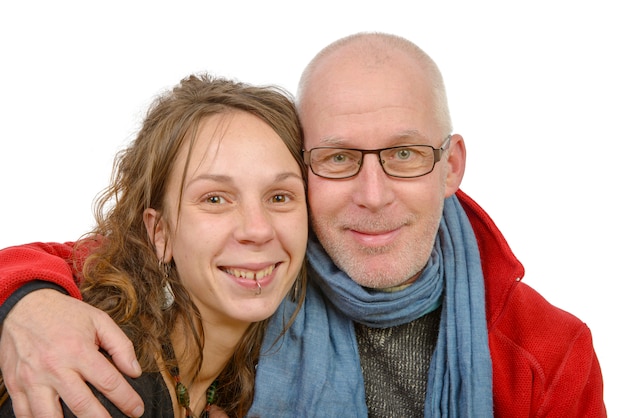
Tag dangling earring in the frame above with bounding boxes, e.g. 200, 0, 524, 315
159, 259, 174, 308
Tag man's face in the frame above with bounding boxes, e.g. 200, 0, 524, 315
301, 49, 456, 289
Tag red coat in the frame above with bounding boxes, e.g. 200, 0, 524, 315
0, 190, 606, 417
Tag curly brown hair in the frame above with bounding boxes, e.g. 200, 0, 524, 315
78, 73, 307, 417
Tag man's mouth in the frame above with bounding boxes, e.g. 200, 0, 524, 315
348, 228, 402, 247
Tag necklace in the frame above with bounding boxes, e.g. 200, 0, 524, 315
163, 341, 219, 418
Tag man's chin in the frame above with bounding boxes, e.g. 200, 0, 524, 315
350, 274, 412, 290
336, 260, 401, 289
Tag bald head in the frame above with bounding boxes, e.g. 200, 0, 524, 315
297, 32, 452, 138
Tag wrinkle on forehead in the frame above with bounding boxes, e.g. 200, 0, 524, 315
317, 128, 432, 148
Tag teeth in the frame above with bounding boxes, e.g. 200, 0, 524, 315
225, 264, 275, 280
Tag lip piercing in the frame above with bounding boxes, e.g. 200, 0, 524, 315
254, 278, 262, 296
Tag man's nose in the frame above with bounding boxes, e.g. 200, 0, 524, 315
351, 154, 395, 211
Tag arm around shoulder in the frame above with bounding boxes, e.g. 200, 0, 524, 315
0, 240, 144, 417
0, 241, 84, 309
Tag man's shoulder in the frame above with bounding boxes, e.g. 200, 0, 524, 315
489, 280, 591, 373
492, 280, 587, 339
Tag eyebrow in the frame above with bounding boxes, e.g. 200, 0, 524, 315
317, 129, 430, 147
392, 129, 430, 142
185, 171, 303, 189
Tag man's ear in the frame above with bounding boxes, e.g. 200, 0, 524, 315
143, 208, 172, 262
444, 134, 466, 197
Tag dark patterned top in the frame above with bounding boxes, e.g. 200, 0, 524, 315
0, 371, 174, 417
355, 306, 441, 418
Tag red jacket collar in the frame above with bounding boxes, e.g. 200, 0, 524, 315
456, 189, 525, 327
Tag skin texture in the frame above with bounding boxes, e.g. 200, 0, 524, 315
300, 38, 465, 289
0, 290, 144, 418
149, 111, 306, 328
147, 110, 307, 416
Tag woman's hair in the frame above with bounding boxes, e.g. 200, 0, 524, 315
78, 73, 307, 417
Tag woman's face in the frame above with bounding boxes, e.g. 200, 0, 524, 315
149, 110, 307, 326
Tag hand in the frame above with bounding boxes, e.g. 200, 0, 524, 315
0, 289, 144, 417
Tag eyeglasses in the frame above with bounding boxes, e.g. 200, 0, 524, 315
303, 135, 452, 179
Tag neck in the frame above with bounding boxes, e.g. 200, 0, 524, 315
163, 316, 250, 416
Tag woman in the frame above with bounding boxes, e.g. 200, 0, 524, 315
0, 73, 308, 417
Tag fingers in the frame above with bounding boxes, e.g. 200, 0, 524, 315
0, 290, 144, 417
8, 346, 142, 418
94, 310, 142, 379
11, 383, 110, 418
79, 309, 144, 416
5, 390, 37, 418
67, 330, 144, 417
50, 371, 120, 418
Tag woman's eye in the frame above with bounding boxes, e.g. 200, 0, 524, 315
206, 195, 225, 204
271, 194, 289, 203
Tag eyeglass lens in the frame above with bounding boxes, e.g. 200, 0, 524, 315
310, 145, 436, 178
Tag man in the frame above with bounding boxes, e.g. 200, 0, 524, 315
0, 32, 606, 417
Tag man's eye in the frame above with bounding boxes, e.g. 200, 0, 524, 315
396, 148, 414, 160
331, 153, 347, 163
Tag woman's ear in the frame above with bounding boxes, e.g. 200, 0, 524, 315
144, 208, 172, 262
444, 133, 466, 197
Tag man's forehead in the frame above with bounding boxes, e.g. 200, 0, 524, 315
313, 129, 431, 147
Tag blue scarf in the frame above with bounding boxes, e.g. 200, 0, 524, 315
248, 195, 493, 417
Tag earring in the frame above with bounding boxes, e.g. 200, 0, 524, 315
158, 259, 171, 278
159, 259, 174, 308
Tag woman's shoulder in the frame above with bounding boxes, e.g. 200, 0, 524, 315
62, 371, 173, 417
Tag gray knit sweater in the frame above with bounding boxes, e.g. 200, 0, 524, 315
355, 306, 441, 418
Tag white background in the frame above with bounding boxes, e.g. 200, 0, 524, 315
1, 1, 623, 414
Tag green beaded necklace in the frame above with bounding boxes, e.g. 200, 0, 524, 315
163, 341, 219, 418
